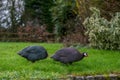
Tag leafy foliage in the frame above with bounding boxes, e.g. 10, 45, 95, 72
0, 25, 55, 42
50, 0, 76, 38
0, 0, 24, 32
23, 0, 54, 32
90, 0, 120, 20
75, 0, 91, 22
17, 25, 54, 42
84, 7, 120, 50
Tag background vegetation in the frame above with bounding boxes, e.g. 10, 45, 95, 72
0, 0, 120, 79
0, 0, 120, 49
84, 7, 120, 50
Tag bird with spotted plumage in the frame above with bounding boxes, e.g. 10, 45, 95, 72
51, 47, 88, 64
18, 46, 48, 63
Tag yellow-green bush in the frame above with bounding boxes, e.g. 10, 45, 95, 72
83, 7, 120, 50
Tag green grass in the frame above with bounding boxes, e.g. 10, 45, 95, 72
0, 42, 120, 79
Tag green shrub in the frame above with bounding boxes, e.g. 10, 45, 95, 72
50, 0, 76, 40
83, 7, 120, 50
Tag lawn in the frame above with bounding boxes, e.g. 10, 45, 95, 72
0, 42, 120, 79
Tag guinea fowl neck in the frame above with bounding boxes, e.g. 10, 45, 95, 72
81, 53, 85, 59
80, 53, 85, 59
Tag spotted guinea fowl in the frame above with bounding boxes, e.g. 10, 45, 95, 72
18, 46, 48, 63
51, 48, 88, 64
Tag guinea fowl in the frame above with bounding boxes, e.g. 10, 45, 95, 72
51, 48, 88, 64
18, 46, 48, 63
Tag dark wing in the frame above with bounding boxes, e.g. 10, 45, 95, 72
51, 49, 68, 60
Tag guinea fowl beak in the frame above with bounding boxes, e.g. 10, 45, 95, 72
83, 53, 88, 57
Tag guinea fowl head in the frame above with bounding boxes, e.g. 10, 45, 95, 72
83, 52, 88, 57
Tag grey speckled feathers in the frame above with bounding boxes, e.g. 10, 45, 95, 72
51, 48, 88, 64
18, 46, 48, 63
